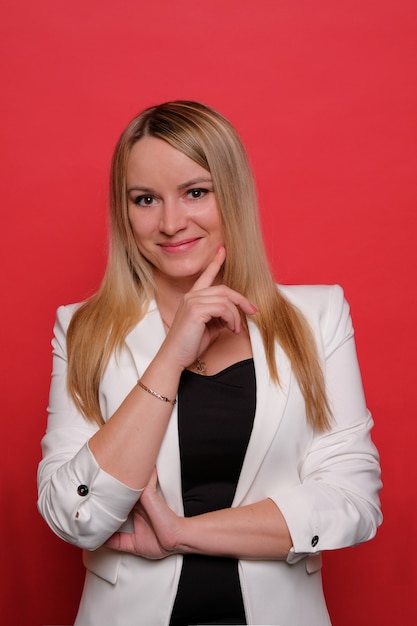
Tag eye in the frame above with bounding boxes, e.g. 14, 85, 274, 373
133, 194, 156, 207
186, 188, 210, 200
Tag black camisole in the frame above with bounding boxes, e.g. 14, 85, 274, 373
169, 358, 256, 626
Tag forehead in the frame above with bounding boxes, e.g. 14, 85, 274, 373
127, 136, 211, 185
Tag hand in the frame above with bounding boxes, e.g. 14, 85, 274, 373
160, 247, 257, 371
104, 469, 183, 560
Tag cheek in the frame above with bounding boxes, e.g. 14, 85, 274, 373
128, 211, 151, 242
201, 201, 222, 230
210, 210, 224, 238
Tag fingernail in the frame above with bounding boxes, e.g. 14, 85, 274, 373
251, 304, 258, 313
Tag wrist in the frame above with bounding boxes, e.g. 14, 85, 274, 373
153, 340, 186, 377
175, 516, 195, 555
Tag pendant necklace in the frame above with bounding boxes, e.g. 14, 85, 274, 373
193, 355, 207, 374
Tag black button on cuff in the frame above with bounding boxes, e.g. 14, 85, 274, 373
311, 535, 319, 547
77, 484, 89, 497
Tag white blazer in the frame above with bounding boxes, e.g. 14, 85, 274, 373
38, 284, 382, 626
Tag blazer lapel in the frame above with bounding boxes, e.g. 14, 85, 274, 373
124, 302, 183, 514
124, 300, 164, 374
232, 319, 292, 506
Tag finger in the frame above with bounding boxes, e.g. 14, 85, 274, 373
189, 288, 258, 321
105, 532, 121, 550
191, 246, 226, 292
148, 467, 158, 489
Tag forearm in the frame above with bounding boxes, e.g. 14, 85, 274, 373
89, 344, 182, 490
177, 498, 292, 560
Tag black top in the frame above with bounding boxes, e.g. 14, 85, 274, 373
169, 359, 256, 626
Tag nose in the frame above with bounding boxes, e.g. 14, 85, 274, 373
159, 199, 187, 235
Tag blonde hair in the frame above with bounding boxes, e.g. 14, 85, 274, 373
67, 101, 331, 430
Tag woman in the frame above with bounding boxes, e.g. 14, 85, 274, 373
37, 100, 382, 626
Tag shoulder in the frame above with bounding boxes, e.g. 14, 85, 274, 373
278, 284, 354, 356
54, 302, 84, 332
278, 283, 344, 316
53, 298, 155, 339
50, 303, 85, 353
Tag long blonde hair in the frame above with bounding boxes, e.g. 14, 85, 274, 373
67, 101, 331, 430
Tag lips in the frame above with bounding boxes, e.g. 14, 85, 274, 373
158, 238, 201, 253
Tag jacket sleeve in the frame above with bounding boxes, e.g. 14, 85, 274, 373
37, 305, 142, 551
273, 285, 382, 564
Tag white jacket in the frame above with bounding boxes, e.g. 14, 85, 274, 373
37, 284, 382, 625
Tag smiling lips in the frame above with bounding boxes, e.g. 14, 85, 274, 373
159, 238, 201, 253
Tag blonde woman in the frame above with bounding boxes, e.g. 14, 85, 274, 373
38, 101, 382, 626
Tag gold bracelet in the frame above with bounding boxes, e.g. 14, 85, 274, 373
137, 380, 176, 406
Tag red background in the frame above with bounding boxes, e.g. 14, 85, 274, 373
1, 1, 416, 624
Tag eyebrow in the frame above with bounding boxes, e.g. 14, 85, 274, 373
177, 177, 213, 190
127, 177, 213, 194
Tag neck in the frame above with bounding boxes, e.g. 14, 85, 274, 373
153, 272, 194, 325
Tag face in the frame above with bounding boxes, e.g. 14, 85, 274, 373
126, 136, 224, 288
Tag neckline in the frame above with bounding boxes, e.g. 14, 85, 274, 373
184, 357, 254, 379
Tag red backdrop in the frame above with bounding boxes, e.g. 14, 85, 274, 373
1, 1, 416, 624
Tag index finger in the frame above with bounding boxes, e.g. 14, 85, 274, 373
191, 246, 226, 291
